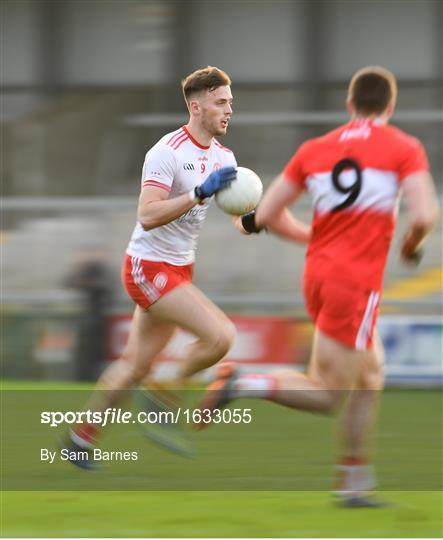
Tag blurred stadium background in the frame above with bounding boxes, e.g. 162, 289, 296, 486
2, 0, 442, 385
1, 1, 442, 537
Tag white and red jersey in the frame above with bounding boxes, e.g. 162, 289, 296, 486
284, 118, 429, 290
127, 126, 237, 265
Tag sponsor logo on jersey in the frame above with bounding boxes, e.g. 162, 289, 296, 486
339, 125, 371, 142
213, 162, 222, 171
183, 163, 195, 171
177, 205, 207, 224
153, 272, 168, 290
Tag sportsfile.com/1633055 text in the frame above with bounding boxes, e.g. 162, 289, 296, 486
40, 408, 253, 428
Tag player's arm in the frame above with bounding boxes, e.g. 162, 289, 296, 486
257, 174, 311, 243
400, 170, 440, 264
234, 174, 311, 243
138, 166, 237, 230
137, 186, 197, 230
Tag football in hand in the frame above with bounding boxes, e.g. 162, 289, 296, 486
215, 166, 263, 216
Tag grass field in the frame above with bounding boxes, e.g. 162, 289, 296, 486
3, 490, 442, 537
1, 381, 442, 537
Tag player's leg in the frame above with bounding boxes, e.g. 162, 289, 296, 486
197, 327, 386, 506
147, 283, 236, 379
199, 277, 382, 417
198, 328, 366, 421
276, 328, 367, 411
340, 329, 384, 457
128, 283, 235, 457
65, 306, 176, 464
87, 305, 176, 403
333, 329, 385, 504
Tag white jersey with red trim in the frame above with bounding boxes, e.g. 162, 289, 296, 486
284, 118, 429, 290
126, 126, 237, 265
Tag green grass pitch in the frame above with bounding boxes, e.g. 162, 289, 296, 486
1, 381, 442, 537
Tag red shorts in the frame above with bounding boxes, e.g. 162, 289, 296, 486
122, 255, 193, 310
303, 274, 380, 351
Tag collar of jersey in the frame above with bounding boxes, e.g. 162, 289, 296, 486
182, 126, 211, 150
349, 117, 386, 127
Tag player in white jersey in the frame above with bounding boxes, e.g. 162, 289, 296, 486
126, 124, 236, 267
64, 67, 238, 467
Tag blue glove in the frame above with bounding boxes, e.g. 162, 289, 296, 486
195, 166, 237, 199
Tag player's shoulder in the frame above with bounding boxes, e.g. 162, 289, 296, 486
213, 138, 237, 166
213, 138, 234, 154
286, 124, 360, 169
381, 123, 424, 150
145, 128, 186, 162
156, 127, 189, 151
146, 127, 189, 157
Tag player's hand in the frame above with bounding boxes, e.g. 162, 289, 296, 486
400, 245, 424, 266
197, 167, 237, 199
400, 233, 425, 266
232, 216, 251, 235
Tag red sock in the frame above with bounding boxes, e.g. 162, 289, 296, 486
340, 455, 367, 466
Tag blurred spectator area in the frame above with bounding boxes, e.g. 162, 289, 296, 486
2, 0, 442, 306
2, 0, 442, 197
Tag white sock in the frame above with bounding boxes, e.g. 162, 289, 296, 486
70, 428, 95, 449
333, 463, 376, 496
231, 374, 277, 399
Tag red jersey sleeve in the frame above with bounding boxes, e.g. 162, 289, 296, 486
283, 142, 310, 189
398, 137, 429, 181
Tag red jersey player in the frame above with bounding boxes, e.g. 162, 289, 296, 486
63, 66, 239, 467
198, 66, 439, 507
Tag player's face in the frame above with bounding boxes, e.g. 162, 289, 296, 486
199, 86, 233, 137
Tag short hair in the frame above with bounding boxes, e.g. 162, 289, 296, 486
181, 66, 231, 102
348, 66, 397, 115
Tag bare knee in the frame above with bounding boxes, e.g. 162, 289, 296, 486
127, 364, 151, 384
357, 372, 384, 391
356, 354, 384, 391
299, 387, 344, 415
300, 389, 344, 415
208, 320, 236, 362
322, 391, 344, 414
